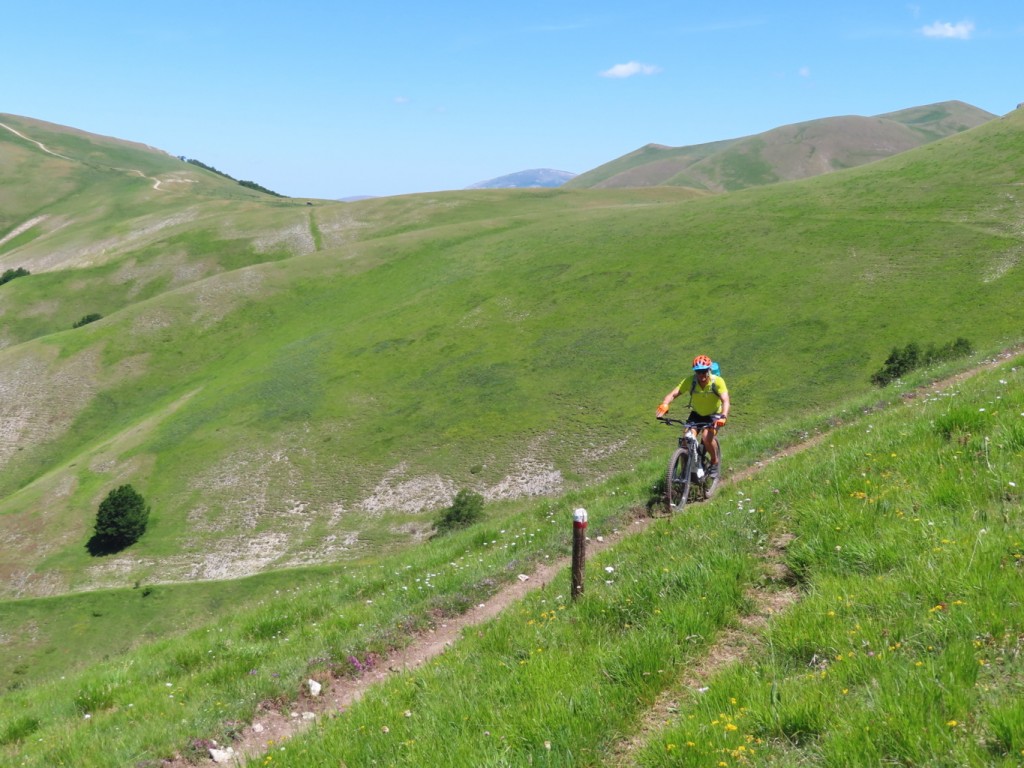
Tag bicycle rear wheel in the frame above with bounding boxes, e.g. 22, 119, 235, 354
666, 447, 691, 511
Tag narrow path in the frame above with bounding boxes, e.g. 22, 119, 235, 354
168, 347, 1024, 767
606, 534, 799, 767
166, 516, 656, 767
0, 121, 74, 160
1, 121, 175, 190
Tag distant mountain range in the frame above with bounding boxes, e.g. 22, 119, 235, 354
338, 169, 577, 200
403, 101, 996, 197
466, 168, 577, 189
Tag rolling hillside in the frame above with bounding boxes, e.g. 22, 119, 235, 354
2, 348, 1021, 767
565, 100, 996, 192
0, 105, 1022, 604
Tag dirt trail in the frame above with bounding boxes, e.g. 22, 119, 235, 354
168, 348, 1024, 767
0, 122, 74, 160
1, 120, 174, 191
607, 534, 800, 767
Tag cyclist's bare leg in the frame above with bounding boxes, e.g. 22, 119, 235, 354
702, 427, 720, 465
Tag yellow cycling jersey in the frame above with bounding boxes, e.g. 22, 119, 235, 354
677, 374, 728, 417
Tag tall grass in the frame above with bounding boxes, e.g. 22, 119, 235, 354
630, 358, 1024, 767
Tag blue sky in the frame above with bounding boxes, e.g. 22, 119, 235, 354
4, 1, 1020, 199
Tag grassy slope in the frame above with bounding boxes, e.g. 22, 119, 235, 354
566, 100, 996, 192
276, 356, 1024, 768
562, 140, 734, 189
0, 347, 1020, 767
0, 111, 1022, 601
0, 105, 1022, 764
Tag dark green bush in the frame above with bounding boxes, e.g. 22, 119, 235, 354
435, 489, 485, 536
92, 485, 150, 550
72, 313, 103, 328
0, 267, 30, 286
238, 179, 284, 197
871, 337, 973, 386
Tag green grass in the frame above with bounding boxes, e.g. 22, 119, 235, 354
1, 353, 1019, 767
234, 355, 1024, 768
1, 106, 1024, 765
1, 109, 1023, 606
629, 362, 1024, 768
0, 351, 983, 691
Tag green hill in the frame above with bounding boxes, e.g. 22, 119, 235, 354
1, 340, 1021, 767
565, 100, 996, 192
1, 107, 1022, 601
1, 104, 1024, 766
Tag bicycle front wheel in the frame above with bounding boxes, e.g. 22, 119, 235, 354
701, 437, 721, 499
666, 447, 692, 511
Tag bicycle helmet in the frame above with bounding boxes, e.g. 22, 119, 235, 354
692, 355, 713, 371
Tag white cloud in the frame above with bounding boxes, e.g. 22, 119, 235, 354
921, 20, 974, 39
599, 61, 662, 78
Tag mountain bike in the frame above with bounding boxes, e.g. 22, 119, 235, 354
657, 416, 722, 511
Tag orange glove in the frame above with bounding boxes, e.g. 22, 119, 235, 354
656, 402, 669, 417
713, 416, 727, 428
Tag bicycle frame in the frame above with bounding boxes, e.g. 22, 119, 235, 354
657, 416, 721, 511
659, 416, 715, 448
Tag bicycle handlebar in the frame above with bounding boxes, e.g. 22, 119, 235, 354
656, 416, 688, 427
656, 415, 724, 428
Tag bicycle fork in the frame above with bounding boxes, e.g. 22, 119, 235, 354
682, 431, 705, 481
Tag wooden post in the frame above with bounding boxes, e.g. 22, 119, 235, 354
571, 508, 587, 601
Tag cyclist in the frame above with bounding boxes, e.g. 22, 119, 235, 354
655, 355, 730, 479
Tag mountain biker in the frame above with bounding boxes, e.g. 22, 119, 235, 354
655, 355, 730, 479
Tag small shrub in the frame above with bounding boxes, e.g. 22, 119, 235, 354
871, 337, 973, 386
72, 313, 103, 328
435, 489, 485, 536
0, 267, 30, 286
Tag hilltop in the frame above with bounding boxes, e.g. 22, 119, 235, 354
0, 103, 1022, 604
565, 100, 996, 192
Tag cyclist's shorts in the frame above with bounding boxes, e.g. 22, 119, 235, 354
687, 412, 718, 427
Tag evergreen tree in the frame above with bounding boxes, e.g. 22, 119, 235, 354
94, 485, 150, 547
